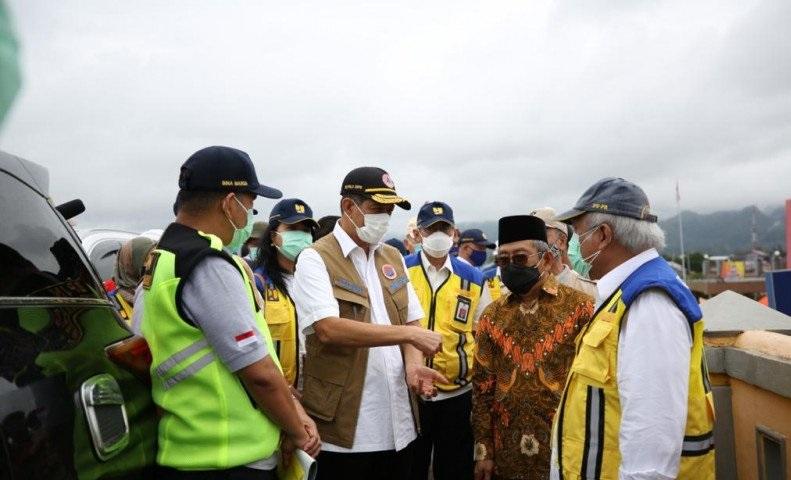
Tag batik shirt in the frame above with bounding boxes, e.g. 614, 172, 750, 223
472, 275, 594, 479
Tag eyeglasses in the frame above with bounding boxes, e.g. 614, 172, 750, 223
494, 252, 543, 268
577, 224, 602, 244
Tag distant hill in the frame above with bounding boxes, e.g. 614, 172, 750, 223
458, 205, 787, 256
661, 206, 785, 256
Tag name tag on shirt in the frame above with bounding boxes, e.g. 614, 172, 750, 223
454, 296, 472, 324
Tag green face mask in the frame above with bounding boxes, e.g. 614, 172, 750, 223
276, 230, 313, 261
225, 196, 254, 254
567, 232, 592, 278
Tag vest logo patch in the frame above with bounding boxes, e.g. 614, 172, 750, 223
389, 275, 409, 294
381, 264, 397, 280
454, 295, 472, 324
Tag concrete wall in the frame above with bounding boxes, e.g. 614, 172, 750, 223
731, 378, 791, 480
707, 333, 791, 480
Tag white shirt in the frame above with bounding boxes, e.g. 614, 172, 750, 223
292, 222, 424, 453
551, 249, 692, 480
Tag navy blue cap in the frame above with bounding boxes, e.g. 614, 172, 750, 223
268, 198, 318, 228
417, 201, 454, 228
178, 146, 282, 199
555, 177, 658, 223
459, 229, 496, 249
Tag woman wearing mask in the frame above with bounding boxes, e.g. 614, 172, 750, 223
471, 215, 593, 480
253, 198, 317, 389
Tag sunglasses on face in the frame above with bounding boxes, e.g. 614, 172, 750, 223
494, 251, 543, 268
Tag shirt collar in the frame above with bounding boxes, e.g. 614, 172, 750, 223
595, 248, 659, 308
332, 221, 380, 258
420, 250, 453, 274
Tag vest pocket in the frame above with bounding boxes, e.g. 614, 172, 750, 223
448, 293, 474, 333
571, 321, 613, 384
301, 372, 346, 421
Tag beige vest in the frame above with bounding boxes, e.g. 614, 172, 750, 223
301, 233, 418, 448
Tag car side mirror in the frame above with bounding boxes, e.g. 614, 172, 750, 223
55, 198, 85, 220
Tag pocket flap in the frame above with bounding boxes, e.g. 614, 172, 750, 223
333, 288, 370, 310
582, 321, 613, 348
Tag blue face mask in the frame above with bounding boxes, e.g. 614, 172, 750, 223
225, 196, 254, 254
469, 249, 487, 267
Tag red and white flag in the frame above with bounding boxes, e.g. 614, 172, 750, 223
235, 330, 258, 348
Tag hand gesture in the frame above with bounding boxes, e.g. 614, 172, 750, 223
406, 364, 448, 398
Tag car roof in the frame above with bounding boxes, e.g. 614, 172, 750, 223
0, 150, 49, 196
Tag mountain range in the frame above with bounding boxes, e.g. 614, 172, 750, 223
457, 205, 787, 256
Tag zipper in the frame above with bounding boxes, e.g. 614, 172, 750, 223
419, 260, 450, 369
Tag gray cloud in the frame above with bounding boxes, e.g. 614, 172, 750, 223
1, 0, 788, 236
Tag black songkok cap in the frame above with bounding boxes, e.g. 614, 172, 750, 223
498, 215, 548, 246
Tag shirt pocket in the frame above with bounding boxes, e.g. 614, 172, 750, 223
570, 321, 614, 385
447, 290, 474, 334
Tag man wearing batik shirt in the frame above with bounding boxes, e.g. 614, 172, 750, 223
471, 215, 594, 480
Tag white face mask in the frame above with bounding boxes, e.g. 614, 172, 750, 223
421, 231, 454, 258
346, 202, 390, 245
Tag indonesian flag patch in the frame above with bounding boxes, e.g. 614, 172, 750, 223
235, 330, 259, 348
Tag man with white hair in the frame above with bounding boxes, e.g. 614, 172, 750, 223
550, 178, 715, 480
529, 207, 597, 298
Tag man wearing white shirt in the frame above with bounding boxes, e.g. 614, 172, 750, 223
292, 167, 445, 480
550, 177, 715, 480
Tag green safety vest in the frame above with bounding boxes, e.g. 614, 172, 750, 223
141, 223, 281, 470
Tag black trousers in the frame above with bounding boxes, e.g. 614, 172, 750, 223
410, 390, 474, 480
155, 465, 277, 480
316, 440, 415, 480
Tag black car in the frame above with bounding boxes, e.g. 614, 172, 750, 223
0, 151, 156, 479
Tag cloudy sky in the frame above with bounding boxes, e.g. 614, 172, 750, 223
1, 0, 789, 234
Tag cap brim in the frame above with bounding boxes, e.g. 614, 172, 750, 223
482, 241, 496, 249
417, 218, 453, 229
554, 208, 586, 224
369, 193, 411, 210
252, 184, 283, 199
278, 215, 319, 228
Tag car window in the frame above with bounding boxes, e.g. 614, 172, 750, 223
89, 240, 122, 281
0, 172, 103, 299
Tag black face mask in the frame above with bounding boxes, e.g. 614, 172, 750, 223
501, 263, 542, 295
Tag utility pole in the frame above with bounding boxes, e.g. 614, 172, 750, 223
676, 180, 687, 282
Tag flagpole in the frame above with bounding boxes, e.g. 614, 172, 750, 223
676, 180, 687, 283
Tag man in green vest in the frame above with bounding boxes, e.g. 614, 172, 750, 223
140, 146, 320, 480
